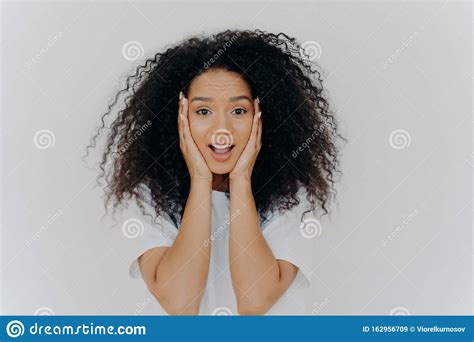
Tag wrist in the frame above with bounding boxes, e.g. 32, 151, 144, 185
229, 172, 251, 183
229, 175, 252, 191
190, 177, 213, 189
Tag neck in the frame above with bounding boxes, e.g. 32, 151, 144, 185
212, 173, 230, 192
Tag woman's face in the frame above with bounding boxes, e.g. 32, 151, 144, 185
186, 68, 255, 175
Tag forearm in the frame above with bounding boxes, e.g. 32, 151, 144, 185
228, 178, 280, 311
154, 178, 212, 312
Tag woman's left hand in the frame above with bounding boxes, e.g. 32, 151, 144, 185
229, 97, 262, 182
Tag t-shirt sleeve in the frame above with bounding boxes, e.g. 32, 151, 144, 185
126, 189, 178, 279
261, 187, 314, 289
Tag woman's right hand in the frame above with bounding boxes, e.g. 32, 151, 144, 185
178, 92, 213, 182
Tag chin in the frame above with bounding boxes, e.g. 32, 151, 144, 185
208, 163, 234, 175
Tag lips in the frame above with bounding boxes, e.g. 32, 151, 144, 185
208, 144, 235, 154
207, 144, 235, 161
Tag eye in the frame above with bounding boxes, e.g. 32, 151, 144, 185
232, 108, 247, 115
196, 108, 211, 115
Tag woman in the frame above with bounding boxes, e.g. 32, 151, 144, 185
85, 29, 345, 315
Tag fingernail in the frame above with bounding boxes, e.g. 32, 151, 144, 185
258, 111, 261, 119
179, 91, 183, 100
256, 97, 260, 104
180, 114, 184, 121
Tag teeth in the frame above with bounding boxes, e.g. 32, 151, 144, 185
210, 144, 232, 154
211, 144, 231, 149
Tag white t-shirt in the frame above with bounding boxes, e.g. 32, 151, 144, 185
128, 185, 314, 315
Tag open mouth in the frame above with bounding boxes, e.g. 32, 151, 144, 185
208, 144, 235, 154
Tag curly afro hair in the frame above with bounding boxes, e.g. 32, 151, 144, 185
84, 29, 346, 229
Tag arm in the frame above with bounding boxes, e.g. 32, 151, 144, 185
228, 177, 299, 315
138, 178, 212, 315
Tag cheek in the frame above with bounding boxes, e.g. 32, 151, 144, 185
189, 119, 210, 145
233, 119, 253, 145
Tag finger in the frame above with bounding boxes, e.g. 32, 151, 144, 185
181, 97, 193, 144
245, 110, 258, 151
182, 97, 205, 162
178, 94, 185, 149
247, 98, 260, 145
254, 96, 261, 114
253, 98, 262, 148
178, 92, 184, 119
256, 111, 262, 150
180, 92, 186, 118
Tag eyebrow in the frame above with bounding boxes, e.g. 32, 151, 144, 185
190, 95, 252, 103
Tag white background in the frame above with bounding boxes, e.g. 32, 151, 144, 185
0, 0, 471, 315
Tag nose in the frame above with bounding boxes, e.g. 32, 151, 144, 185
214, 110, 231, 129
211, 110, 234, 133
211, 112, 234, 146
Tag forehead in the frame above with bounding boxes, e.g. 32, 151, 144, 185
188, 68, 251, 96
